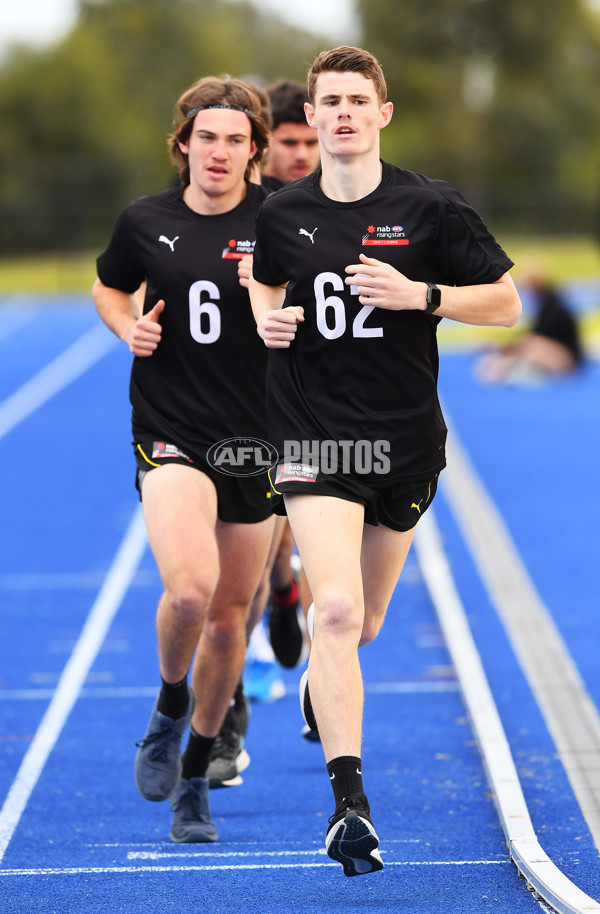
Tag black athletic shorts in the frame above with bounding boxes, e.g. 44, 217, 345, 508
269, 464, 440, 532
134, 440, 273, 524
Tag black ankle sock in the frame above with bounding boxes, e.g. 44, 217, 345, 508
326, 756, 364, 808
157, 675, 189, 720
181, 728, 215, 780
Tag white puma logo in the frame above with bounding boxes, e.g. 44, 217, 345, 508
158, 234, 179, 252
299, 227, 318, 243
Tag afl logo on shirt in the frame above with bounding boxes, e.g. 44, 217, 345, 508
362, 224, 409, 246
222, 238, 255, 260
207, 437, 278, 476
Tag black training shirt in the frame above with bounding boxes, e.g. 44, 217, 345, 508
252, 161, 513, 483
97, 182, 269, 456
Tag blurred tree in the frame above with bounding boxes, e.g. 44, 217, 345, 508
2, 0, 600, 253
359, 0, 600, 233
0, 0, 324, 253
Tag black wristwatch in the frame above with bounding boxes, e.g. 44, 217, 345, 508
425, 282, 441, 313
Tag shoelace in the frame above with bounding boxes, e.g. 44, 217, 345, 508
328, 796, 369, 826
135, 727, 179, 762
172, 780, 209, 821
209, 727, 239, 760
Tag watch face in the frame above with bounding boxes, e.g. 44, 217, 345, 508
427, 284, 441, 309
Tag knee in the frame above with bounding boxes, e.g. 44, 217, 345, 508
165, 572, 217, 627
314, 591, 363, 644
204, 602, 249, 653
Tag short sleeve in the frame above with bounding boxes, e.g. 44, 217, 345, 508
435, 184, 513, 286
251, 203, 289, 287
96, 207, 146, 294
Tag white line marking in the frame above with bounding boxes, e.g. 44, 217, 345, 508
415, 509, 600, 913
442, 424, 600, 851
0, 860, 509, 876
0, 506, 147, 864
0, 323, 118, 441
365, 680, 457, 693
0, 570, 158, 590
0, 309, 37, 342
0, 681, 458, 702
128, 849, 329, 860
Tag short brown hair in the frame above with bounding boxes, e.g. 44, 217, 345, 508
168, 76, 271, 185
307, 46, 387, 107
267, 80, 309, 129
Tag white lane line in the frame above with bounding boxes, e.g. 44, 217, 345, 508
0, 323, 118, 441
0, 506, 147, 865
0, 570, 158, 590
0, 680, 458, 702
0, 860, 510, 876
0, 309, 38, 342
126, 843, 424, 858
442, 422, 600, 851
415, 509, 600, 914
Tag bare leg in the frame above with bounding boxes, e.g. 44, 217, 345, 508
287, 494, 417, 761
141, 464, 220, 683
246, 514, 287, 637
191, 515, 274, 737
360, 522, 416, 645
285, 495, 365, 762
270, 519, 296, 590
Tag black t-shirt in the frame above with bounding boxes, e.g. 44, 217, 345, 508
252, 161, 513, 483
97, 183, 269, 456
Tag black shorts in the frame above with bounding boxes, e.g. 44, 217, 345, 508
134, 440, 273, 524
270, 465, 440, 532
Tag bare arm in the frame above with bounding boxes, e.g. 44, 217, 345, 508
248, 273, 304, 348
345, 254, 522, 328
92, 278, 164, 356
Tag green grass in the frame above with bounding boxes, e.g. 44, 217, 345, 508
498, 235, 600, 283
0, 252, 98, 296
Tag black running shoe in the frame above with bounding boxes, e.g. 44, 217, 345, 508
298, 669, 319, 738
268, 597, 305, 668
325, 792, 384, 877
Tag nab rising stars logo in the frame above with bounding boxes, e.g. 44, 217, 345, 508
222, 238, 255, 260
362, 223, 410, 246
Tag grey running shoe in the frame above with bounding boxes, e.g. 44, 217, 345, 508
299, 668, 319, 738
169, 776, 218, 843
134, 686, 195, 801
207, 688, 251, 788
325, 793, 384, 877
207, 726, 250, 788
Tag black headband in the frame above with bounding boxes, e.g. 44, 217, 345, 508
184, 103, 255, 119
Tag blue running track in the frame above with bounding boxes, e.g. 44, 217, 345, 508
0, 297, 599, 913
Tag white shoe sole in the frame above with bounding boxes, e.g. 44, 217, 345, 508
325, 812, 384, 877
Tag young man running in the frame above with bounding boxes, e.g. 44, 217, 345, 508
93, 76, 274, 843
249, 46, 521, 876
